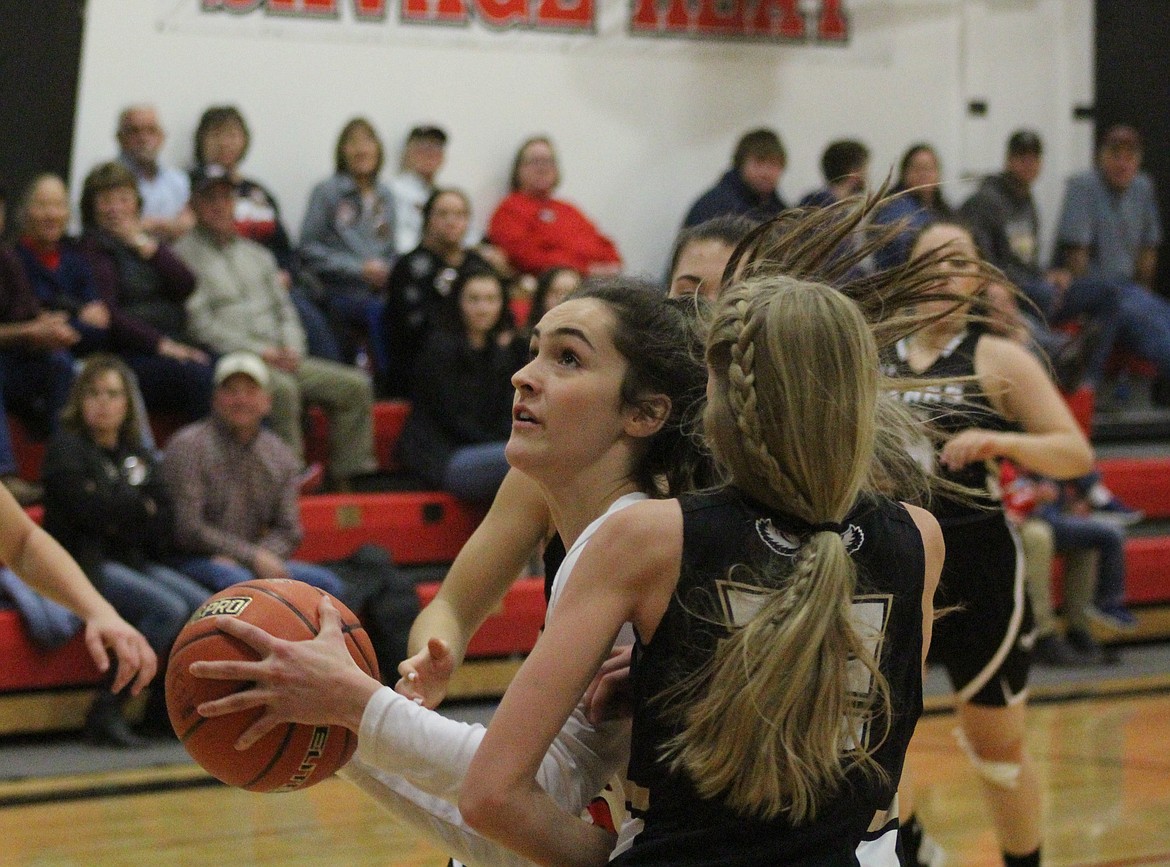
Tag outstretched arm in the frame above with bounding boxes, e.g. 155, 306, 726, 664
398, 468, 551, 708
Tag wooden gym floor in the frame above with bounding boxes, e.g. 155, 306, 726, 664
0, 690, 1167, 865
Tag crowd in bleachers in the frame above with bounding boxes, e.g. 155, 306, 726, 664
0, 102, 1167, 748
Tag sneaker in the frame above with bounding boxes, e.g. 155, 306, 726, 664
1087, 603, 1138, 632
1066, 626, 1120, 666
1033, 633, 1095, 667
1086, 484, 1144, 526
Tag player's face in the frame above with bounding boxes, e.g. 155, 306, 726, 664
507, 298, 631, 478
911, 224, 983, 322
669, 239, 734, 300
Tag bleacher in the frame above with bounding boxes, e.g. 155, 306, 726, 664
0, 400, 546, 735
3, 390, 1170, 737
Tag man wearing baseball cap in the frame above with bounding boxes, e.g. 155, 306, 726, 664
961, 129, 1123, 391
1054, 123, 1170, 404
161, 350, 348, 598
174, 169, 377, 487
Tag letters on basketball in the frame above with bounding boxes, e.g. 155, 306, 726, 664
165, 579, 380, 793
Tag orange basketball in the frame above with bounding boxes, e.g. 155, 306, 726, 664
166, 579, 380, 793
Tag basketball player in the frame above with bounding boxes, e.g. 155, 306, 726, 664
0, 475, 156, 695
192, 279, 709, 866
888, 221, 1093, 867
460, 274, 943, 864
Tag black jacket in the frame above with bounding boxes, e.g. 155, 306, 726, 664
42, 428, 174, 584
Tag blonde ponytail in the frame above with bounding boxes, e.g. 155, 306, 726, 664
664, 277, 891, 823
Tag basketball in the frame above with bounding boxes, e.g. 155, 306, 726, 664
166, 579, 380, 793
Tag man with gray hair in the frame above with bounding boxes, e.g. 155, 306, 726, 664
115, 104, 193, 242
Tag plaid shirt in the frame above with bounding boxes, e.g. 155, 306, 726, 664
161, 416, 302, 566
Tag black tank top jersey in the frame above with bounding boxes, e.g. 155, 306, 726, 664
882, 327, 1017, 526
616, 488, 925, 867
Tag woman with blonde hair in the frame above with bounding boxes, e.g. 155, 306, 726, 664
459, 270, 944, 864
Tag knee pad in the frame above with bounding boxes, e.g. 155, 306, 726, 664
952, 726, 1021, 789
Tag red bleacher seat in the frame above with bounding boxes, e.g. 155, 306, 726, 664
296, 491, 485, 566
417, 577, 545, 658
1097, 457, 1170, 520
0, 608, 101, 692
306, 400, 411, 474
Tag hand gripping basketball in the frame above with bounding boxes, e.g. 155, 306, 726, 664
167, 579, 382, 792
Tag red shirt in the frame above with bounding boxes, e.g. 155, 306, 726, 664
487, 191, 621, 276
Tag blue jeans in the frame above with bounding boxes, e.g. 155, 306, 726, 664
1036, 505, 1127, 610
1021, 277, 1123, 387
443, 442, 511, 503
327, 292, 388, 373
1115, 282, 1170, 379
174, 556, 347, 602
290, 284, 343, 363
100, 561, 211, 658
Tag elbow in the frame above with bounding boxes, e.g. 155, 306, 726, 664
459, 781, 509, 838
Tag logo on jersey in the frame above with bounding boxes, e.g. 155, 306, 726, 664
754, 517, 864, 557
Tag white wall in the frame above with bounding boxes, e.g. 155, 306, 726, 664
70, 0, 1093, 276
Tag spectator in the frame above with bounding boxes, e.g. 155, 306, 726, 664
299, 117, 396, 368
161, 351, 348, 599
389, 125, 449, 253
77, 161, 215, 422
14, 174, 112, 358
42, 355, 208, 746
960, 130, 1123, 392
872, 143, 955, 269
666, 214, 754, 300
114, 104, 194, 242
799, 139, 870, 207
378, 188, 491, 398
0, 186, 79, 505
681, 128, 788, 228
396, 264, 526, 502
0, 473, 156, 735
527, 265, 582, 328
1001, 461, 1107, 667
174, 166, 376, 488
191, 105, 341, 362
487, 136, 622, 278
1055, 124, 1170, 402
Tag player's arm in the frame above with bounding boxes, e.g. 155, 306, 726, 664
941, 335, 1092, 480
903, 503, 943, 667
397, 468, 551, 708
461, 500, 681, 867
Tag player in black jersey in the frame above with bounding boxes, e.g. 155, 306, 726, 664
462, 273, 944, 866
889, 221, 1093, 867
